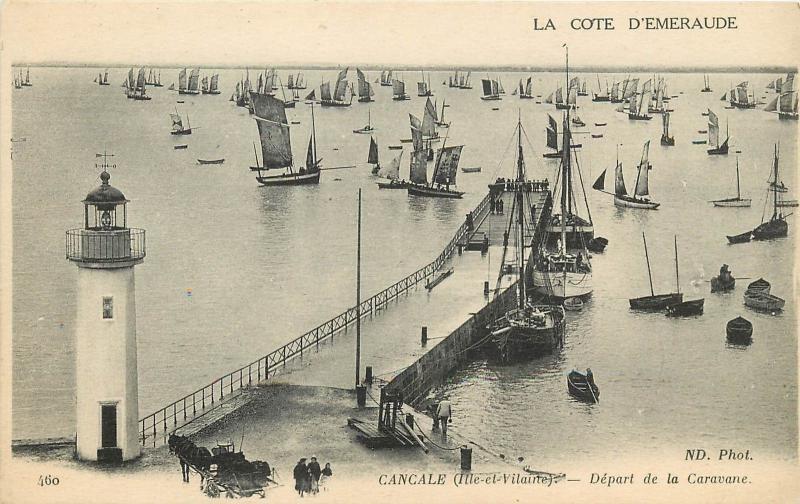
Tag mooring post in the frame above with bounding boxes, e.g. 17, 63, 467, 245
484, 281, 490, 296
365, 366, 373, 385
421, 326, 428, 346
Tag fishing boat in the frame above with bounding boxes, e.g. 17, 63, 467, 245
20, 66, 32, 87
356, 69, 375, 102
752, 144, 790, 240
545, 84, 576, 110
710, 264, 735, 293
567, 370, 599, 403
746, 278, 770, 295
563, 297, 584, 312
517, 76, 534, 99
660, 111, 675, 146
542, 114, 582, 159
388, 145, 403, 150
417, 72, 434, 97
707, 109, 730, 155
723, 81, 757, 109
648, 77, 671, 114
129, 68, 151, 100
379, 70, 393, 87
179, 68, 201, 95
287, 72, 306, 90
367, 136, 380, 175
593, 142, 659, 210
592, 75, 610, 102
629, 233, 683, 310
693, 140, 708, 145
96, 69, 110, 86
701, 74, 712, 92
170, 109, 192, 135
743, 291, 785, 311
765, 73, 798, 120
570, 108, 585, 127
726, 230, 752, 244
726, 316, 752, 344
480, 78, 502, 100
392, 77, 410, 101
376, 150, 408, 189
711, 157, 750, 207
250, 93, 321, 186
321, 68, 354, 107
627, 79, 652, 120
406, 132, 464, 199
577, 80, 588, 97
664, 237, 704, 317
353, 109, 375, 134
198, 158, 225, 165
487, 115, 566, 361
594, 122, 607, 127
201, 73, 221, 95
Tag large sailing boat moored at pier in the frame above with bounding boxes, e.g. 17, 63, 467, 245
250, 92, 321, 186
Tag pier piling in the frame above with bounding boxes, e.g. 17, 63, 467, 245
421, 326, 428, 346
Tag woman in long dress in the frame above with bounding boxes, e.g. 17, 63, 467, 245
319, 463, 333, 492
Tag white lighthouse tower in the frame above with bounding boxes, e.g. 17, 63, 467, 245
66, 161, 145, 462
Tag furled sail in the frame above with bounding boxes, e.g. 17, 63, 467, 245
708, 109, 720, 147
614, 162, 628, 196
251, 93, 293, 169
634, 141, 651, 197
368, 136, 379, 165
434, 145, 463, 185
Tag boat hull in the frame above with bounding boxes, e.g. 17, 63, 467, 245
752, 218, 788, 240
178, 90, 200, 95
567, 371, 599, 403
726, 231, 752, 243
614, 195, 660, 210
407, 184, 464, 199
320, 100, 351, 107
629, 293, 683, 310
489, 306, 566, 361
377, 181, 409, 190
198, 159, 225, 165
665, 299, 704, 316
171, 129, 192, 136
532, 270, 593, 299
707, 145, 729, 155
713, 198, 751, 207
778, 112, 799, 120
256, 170, 320, 186
710, 276, 735, 293
744, 292, 785, 311
726, 317, 753, 344
628, 113, 652, 121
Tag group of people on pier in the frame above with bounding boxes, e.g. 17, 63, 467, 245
293, 456, 333, 497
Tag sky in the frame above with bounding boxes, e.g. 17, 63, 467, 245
1, 1, 798, 70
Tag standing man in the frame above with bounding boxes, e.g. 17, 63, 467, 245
436, 399, 452, 435
308, 456, 322, 494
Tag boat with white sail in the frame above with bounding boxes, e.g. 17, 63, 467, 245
593, 142, 659, 210
707, 109, 730, 155
765, 73, 798, 120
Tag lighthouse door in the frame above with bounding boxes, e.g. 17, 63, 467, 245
101, 404, 118, 448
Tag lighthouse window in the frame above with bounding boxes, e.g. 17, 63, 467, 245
102, 297, 114, 319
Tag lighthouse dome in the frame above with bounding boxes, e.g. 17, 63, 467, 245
83, 171, 127, 209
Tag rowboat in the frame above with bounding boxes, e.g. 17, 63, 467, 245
629, 293, 682, 310
563, 297, 584, 312
591, 134, 604, 138
710, 264, 735, 293
746, 278, 770, 295
692, 140, 707, 145
586, 236, 608, 253
726, 231, 752, 244
726, 316, 753, 344
174, 144, 188, 150
743, 291, 784, 311
665, 298, 704, 317
198, 158, 225, 165
567, 370, 599, 403
388, 145, 403, 150
594, 122, 607, 126
461, 166, 482, 173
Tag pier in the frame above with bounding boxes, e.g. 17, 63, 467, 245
138, 182, 551, 447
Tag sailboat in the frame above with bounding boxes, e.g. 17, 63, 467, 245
170, 109, 192, 135
629, 232, 683, 310
406, 123, 464, 198
546, 83, 577, 110
417, 72, 433, 97
543, 114, 573, 159
21, 67, 32, 87
380, 70, 393, 87
96, 69, 110, 86
376, 150, 407, 189
353, 109, 375, 134
392, 77, 410, 100
131, 67, 151, 101
648, 77, 671, 114
627, 79, 652, 120
577, 80, 588, 97
723, 81, 756, 109
609, 80, 623, 103
701, 74, 712, 93
752, 144, 790, 240
487, 116, 566, 361
707, 109, 730, 155
593, 142, 660, 209
356, 69, 375, 102
320, 68, 353, 107
660, 111, 675, 146
250, 93, 321, 186
517, 76, 534, 99
664, 236, 705, 316
481, 78, 502, 100
367, 136, 380, 175
13, 75, 21, 89
765, 73, 798, 120
711, 157, 751, 207
434, 99, 450, 127
457, 71, 472, 89
620, 76, 639, 105
201, 73, 221, 95
287, 72, 306, 90
421, 98, 440, 141
592, 75, 610, 102
152, 70, 163, 87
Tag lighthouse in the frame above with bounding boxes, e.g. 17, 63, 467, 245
66, 162, 145, 462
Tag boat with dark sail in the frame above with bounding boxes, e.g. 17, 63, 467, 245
406, 136, 464, 199
567, 370, 599, 403
250, 92, 321, 186
629, 232, 683, 310
434, 99, 450, 127
202, 73, 221, 95
356, 69, 375, 102
701, 74, 712, 92
707, 109, 729, 155
487, 115, 566, 361
170, 109, 192, 135
593, 142, 659, 210
752, 144, 790, 240
545, 83, 576, 110
723, 81, 757, 109
392, 77, 410, 101
660, 111, 675, 146
627, 79, 652, 120
96, 69, 110, 86
179, 68, 201, 95
726, 316, 752, 344
765, 73, 798, 120
542, 113, 582, 159
321, 68, 353, 107
130, 67, 151, 101
417, 72, 433, 97
516, 76, 534, 99
367, 136, 380, 175
664, 237, 704, 317
711, 157, 750, 207
287, 72, 306, 90
481, 77, 502, 101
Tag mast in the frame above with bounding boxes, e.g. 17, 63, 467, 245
735, 156, 741, 200
773, 143, 779, 218
674, 235, 680, 295
311, 103, 317, 166
355, 189, 362, 387
642, 232, 654, 296
516, 113, 526, 309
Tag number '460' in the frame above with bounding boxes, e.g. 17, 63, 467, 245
38, 475, 60, 486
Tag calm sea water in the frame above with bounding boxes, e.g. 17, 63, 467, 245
12, 68, 796, 463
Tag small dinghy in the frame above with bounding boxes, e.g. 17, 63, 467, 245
425, 268, 453, 290
586, 236, 608, 253
746, 278, 770, 295
491, 107, 500, 111
697, 129, 708, 134
567, 369, 599, 403
692, 140, 708, 145
563, 297, 584, 312
388, 145, 403, 150
197, 158, 225, 165
665, 299, 704, 317
291, 121, 301, 125
591, 133, 603, 139
743, 291, 785, 311
710, 264, 735, 293
701, 111, 710, 116
726, 230, 752, 244
726, 316, 753, 344
594, 122, 607, 127
174, 144, 188, 150
461, 166, 481, 173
